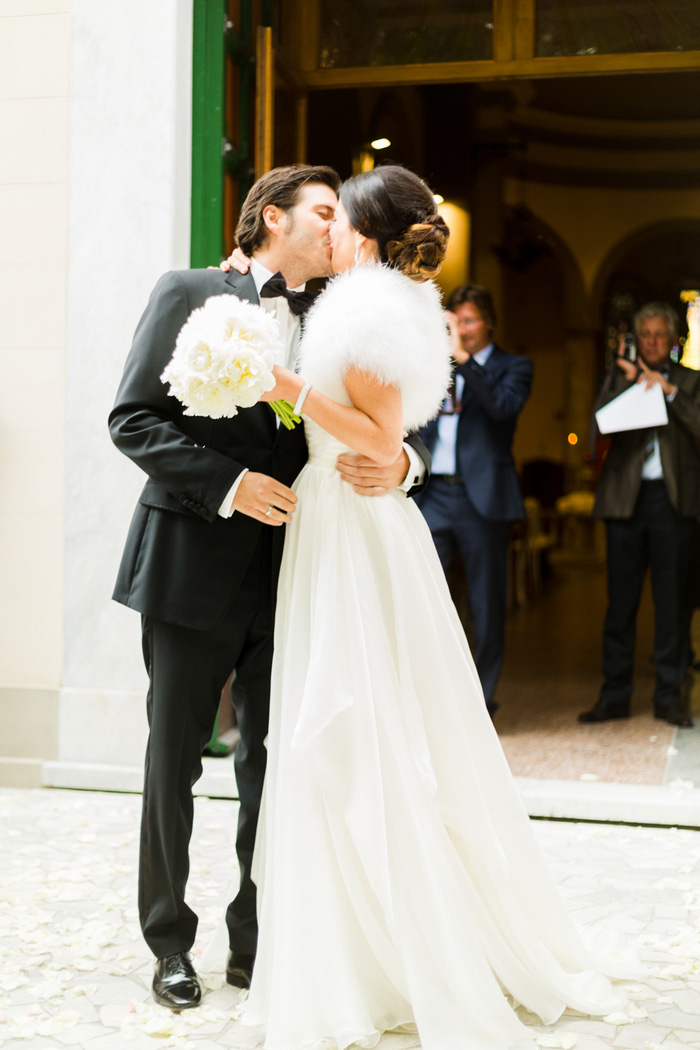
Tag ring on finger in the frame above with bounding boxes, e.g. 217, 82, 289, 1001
264, 505, 273, 517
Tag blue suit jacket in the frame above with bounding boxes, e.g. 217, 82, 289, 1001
419, 345, 533, 522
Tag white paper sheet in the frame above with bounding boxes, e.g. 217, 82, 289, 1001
595, 380, 668, 435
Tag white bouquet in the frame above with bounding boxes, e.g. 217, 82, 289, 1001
160, 294, 300, 428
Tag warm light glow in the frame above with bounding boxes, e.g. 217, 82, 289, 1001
567, 433, 578, 446
433, 194, 444, 204
370, 137, 391, 150
434, 201, 470, 296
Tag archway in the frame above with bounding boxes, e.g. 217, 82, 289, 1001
497, 206, 593, 497
592, 220, 700, 373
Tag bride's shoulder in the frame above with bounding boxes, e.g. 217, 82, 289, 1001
301, 264, 451, 431
312, 263, 440, 318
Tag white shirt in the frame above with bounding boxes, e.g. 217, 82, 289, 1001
641, 380, 677, 482
218, 261, 424, 517
218, 261, 303, 517
249, 257, 304, 372
431, 343, 494, 476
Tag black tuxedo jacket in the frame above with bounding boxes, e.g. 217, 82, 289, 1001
110, 267, 429, 630
419, 345, 533, 522
593, 359, 700, 520
109, 267, 307, 630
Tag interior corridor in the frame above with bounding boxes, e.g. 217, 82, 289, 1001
495, 560, 700, 787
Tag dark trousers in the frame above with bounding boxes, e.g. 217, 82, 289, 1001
418, 477, 510, 706
601, 480, 693, 711
139, 533, 274, 959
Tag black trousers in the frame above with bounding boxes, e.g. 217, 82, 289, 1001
418, 477, 510, 706
600, 480, 693, 710
139, 532, 274, 959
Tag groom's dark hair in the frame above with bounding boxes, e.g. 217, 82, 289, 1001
236, 164, 341, 255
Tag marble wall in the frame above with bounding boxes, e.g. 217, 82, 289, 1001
0, 0, 194, 786
0, 1, 70, 691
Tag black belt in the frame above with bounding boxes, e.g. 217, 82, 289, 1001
433, 474, 464, 485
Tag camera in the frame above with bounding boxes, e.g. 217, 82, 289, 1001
620, 333, 636, 362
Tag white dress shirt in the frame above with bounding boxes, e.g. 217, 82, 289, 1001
218, 260, 303, 517
641, 379, 677, 482
431, 343, 494, 476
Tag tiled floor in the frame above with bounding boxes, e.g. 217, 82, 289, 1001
3, 787, 700, 1050
495, 564, 700, 788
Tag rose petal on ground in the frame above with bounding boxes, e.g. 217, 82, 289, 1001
603, 1012, 633, 1025
35, 1010, 82, 1035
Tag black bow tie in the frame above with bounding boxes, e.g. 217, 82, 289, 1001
260, 272, 316, 316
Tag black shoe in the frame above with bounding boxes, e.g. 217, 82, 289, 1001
654, 703, 694, 728
578, 700, 629, 724
152, 952, 202, 1011
226, 950, 254, 989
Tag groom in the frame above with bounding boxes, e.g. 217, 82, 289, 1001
110, 164, 430, 1010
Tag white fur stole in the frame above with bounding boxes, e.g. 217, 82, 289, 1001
298, 264, 451, 432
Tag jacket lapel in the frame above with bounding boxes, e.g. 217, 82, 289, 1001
224, 267, 260, 305
483, 344, 506, 372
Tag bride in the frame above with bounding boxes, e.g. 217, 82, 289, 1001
240, 165, 629, 1050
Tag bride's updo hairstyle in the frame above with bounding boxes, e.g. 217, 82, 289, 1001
340, 165, 449, 282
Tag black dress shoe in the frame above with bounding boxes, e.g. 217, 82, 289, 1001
578, 700, 629, 724
226, 950, 254, 989
152, 952, 202, 1010
654, 704, 694, 728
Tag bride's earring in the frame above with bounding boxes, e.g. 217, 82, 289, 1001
354, 237, 361, 266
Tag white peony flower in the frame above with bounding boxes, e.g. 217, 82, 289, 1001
161, 295, 280, 420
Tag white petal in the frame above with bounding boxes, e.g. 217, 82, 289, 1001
603, 1011, 633, 1025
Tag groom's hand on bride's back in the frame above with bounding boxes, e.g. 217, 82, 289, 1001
336, 449, 411, 497
233, 472, 297, 524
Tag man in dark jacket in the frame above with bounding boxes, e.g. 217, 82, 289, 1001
110, 165, 429, 1009
580, 302, 700, 728
417, 284, 533, 716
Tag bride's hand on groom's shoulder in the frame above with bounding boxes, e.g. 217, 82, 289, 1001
336, 449, 410, 497
218, 247, 251, 274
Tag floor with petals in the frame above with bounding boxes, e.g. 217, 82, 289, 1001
2, 787, 700, 1050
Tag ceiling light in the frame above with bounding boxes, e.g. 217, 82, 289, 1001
370, 137, 391, 150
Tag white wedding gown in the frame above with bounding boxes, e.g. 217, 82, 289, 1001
239, 267, 631, 1050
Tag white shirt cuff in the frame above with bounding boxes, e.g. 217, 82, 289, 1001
218, 469, 249, 518
399, 442, 425, 492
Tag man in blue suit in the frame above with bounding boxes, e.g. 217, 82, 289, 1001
417, 284, 533, 716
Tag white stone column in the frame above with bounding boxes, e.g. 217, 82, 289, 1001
0, 1, 71, 785
48, 0, 194, 788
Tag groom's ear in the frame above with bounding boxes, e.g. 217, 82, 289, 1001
262, 204, 284, 238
